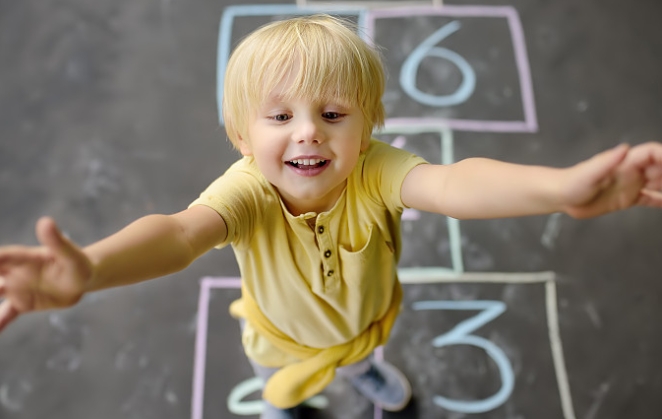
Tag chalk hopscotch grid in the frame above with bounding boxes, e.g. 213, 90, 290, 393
216, 4, 537, 133
201, 2, 571, 418
192, 275, 574, 419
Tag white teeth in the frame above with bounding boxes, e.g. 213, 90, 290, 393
291, 159, 325, 165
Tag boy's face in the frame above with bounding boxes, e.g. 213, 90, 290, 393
237, 78, 367, 216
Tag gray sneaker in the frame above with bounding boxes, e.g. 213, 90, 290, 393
347, 360, 412, 411
261, 402, 300, 419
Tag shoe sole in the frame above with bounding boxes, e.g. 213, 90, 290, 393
372, 362, 412, 412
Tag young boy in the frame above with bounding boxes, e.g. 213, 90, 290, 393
1, 14, 661, 419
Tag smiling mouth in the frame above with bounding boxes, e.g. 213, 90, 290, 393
286, 158, 328, 169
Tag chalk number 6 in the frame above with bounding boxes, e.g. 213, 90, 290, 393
400, 21, 476, 107
412, 300, 514, 413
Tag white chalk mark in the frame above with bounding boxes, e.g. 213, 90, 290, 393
546, 281, 577, 419
541, 213, 562, 249
120, 367, 172, 415
165, 390, 179, 405
191, 280, 212, 419
400, 21, 476, 107
576, 101, 589, 112
0, 381, 32, 412
374, 346, 384, 419
46, 346, 81, 372
391, 135, 407, 149
441, 133, 464, 273
80, 158, 120, 199
584, 303, 602, 329
302, 395, 329, 409
300, 0, 442, 8
227, 376, 328, 415
0, 385, 20, 412
413, 301, 513, 413
48, 312, 70, 332
115, 342, 137, 370
398, 269, 555, 284
402, 208, 421, 220
227, 377, 264, 415
584, 381, 611, 419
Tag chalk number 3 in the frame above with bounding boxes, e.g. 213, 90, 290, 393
412, 300, 514, 413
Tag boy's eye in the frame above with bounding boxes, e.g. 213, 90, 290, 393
273, 114, 290, 122
322, 112, 342, 120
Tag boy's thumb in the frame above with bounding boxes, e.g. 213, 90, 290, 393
35, 217, 76, 258
585, 143, 629, 185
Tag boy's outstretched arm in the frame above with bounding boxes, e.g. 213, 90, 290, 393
401, 142, 662, 220
0, 205, 226, 332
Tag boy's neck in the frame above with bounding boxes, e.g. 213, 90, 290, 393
277, 181, 346, 216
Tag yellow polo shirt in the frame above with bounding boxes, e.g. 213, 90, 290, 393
190, 139, 427, 402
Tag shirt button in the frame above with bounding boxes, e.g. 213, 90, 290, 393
318, 225, 325, 234
324, 250, 332, 258
327, 270, 334, 277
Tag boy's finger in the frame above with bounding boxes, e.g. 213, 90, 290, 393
0, 275, 5, 296
604, 143, 629, 168
35, 217, 79, 260
622, 142, 662, 171
0, 246, 44, 267
583, 143, 629, 185
0, 300, 19, 333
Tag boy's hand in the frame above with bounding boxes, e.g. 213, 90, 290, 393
621, 142, 662, 205
0, 217, 93, 332
561, 142, 662, 218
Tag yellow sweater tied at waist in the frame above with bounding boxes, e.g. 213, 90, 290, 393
229, 282, 403, 409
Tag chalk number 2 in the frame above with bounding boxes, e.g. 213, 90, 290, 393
412, 300, 514, 413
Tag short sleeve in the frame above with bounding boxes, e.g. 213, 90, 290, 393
189, 158, 268, 249
360, 139, 429, 213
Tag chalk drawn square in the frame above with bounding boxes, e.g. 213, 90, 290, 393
389, 278, 574, 419
192, 276, 574, 419
191, 278, 247, 419
191, 277, 381, 419
364, 6, 538, 133
215, 4, 366, 125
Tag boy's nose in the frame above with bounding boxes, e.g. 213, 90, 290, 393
292, 119, 323, 144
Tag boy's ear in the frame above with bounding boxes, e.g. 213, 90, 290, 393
236, 135, 253, 156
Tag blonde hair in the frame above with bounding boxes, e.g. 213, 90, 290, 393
222, 14, 386, 148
